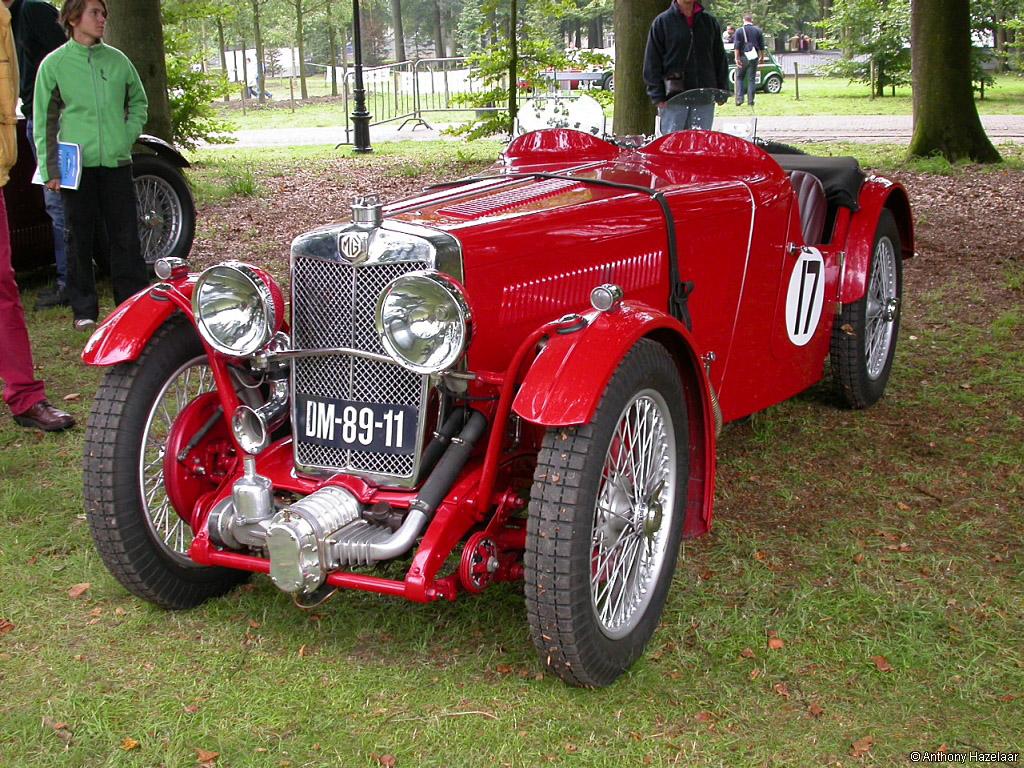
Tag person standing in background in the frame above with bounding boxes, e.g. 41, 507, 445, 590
2, 0, 68, 309
644, 0, 730, 134
1, 0, 75, 431
34, 0, 148, 332
733, 13, 765, 107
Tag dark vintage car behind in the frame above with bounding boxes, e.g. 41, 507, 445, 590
6, 118, 197, 272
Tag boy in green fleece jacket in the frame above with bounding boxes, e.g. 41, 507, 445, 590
33, 0, 149, 331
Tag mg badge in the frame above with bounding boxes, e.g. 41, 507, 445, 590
339, 231, 369, 263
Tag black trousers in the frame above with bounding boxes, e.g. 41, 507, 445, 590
61, 165, 149, 322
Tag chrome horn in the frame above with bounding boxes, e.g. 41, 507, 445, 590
231, 377, 289, 454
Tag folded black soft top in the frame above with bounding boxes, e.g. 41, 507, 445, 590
771, 154, 866, 211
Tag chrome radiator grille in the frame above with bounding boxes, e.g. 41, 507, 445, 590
291, 256, 429, 480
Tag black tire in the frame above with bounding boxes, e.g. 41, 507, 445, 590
602, 72, 614, 92
763, 74, 783, 94
831, 209, 902, 409
132, 154, 196, 265
525, 339, 688, 687
85, 314, 250, 609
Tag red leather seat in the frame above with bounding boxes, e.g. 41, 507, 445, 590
789, 169, 827, 244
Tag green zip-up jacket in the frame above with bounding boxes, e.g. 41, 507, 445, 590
33, 38, 147, 183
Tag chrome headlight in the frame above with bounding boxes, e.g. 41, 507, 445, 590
192, 262, 284, 356
376, 271, 471, 374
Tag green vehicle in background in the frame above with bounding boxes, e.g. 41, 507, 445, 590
727, 47, 785, 95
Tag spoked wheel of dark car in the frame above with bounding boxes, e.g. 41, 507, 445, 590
525, 340, 688, 687
132, 155, 196, 264
85, 315, 251, 609
831, 209, 902, 408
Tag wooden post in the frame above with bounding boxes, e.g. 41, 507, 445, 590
869, 59, 876, 100
794, 62, 800, 101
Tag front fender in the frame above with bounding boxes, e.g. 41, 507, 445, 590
840, 178, 914, 304
82, 283, 193, 366
513, 301, 717, 537
513, 302, 703, 425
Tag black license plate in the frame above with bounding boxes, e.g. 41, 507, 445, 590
296, 395, 418, 455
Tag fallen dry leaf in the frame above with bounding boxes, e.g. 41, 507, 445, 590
808, 702, 824, 719
195, 747, 219, 763
768, 637, 784, 651
740, 648, 755, 659
852, 552, 865, 564
850, 735, 874, 757
372, 754, 397, 768
753, 550, 768, 561
121, 737, 141, 751
62, 392, 81, 402
694, 710, 714, 722
773, 682, 791, 698
496, 663, 513, 675
871, 655, 894, 672
298, 644, 308, 657
749, 668, 761, 681
0, 618, 14, 633
67, 583, 91, 600
42, 717, 73, 744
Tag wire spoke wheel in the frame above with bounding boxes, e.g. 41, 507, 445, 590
136, 174, 184, 263
526, 340, 688, 687
831, 209, 903, 409
591, 391, 675, 639
864, 232, 899, 380
139, 357, 218, 563
85, 316, 251, 609
132, 155, 196, 264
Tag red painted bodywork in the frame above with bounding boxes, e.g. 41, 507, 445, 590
84, 128, 913, 604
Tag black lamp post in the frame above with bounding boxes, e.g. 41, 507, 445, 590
351, 0, 372, 153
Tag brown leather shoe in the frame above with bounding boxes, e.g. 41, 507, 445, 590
12, 400, 76, 432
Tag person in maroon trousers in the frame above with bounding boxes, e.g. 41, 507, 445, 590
1, 1, 74, 432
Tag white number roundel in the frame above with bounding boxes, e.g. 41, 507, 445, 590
785, 248, 825, 347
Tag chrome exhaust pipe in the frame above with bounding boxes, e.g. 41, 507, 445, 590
231, 377, 289, 454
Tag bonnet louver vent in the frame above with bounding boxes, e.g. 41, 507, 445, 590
439, 178, 582, 219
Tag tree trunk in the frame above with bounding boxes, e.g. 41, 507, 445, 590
327, 0, 339, 96
217, 18, 229, 101
391, 0, 406, 61
250, 0, 267, 104
433, 2, 444, 58
294, 0, 308, 99
508, 0, 518, 127
907, 0, 1000, 162
103, 0, 173, 142
613, 0, 663, 135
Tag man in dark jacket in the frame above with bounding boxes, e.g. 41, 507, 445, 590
3, 0, 68, 309
643, 0, 729, 134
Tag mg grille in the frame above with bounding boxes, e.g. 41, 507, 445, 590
291, 256, 429, 479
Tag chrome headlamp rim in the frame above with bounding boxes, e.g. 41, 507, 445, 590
375, 270, 472, 375
191, 262, 283, 357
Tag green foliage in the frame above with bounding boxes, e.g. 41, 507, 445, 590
448, 0, 577, 139
162, 2, 238, 149
816, 0, 911, 96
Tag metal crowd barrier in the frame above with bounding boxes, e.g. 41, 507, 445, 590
331, 57, 500, 145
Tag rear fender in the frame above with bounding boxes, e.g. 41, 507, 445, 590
840, 179, 914, 304
133, 134, 190, 168
82, 282, 195, 366
513, 302, 716, 537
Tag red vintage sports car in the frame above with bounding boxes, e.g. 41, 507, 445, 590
80, 118, 912, 687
